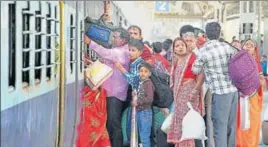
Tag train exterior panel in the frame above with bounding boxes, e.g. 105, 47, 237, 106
0, 1, 85, 146
1, 1, 128, 147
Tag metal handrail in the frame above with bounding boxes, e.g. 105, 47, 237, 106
56, 1, 65, 147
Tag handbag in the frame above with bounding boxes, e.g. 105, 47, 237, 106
161, 113, 173, 134
239, 96, 250, 130
85, 60, 113, 90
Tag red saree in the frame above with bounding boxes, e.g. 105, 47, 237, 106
167, 53, 201, 147
76, 86, 111, 147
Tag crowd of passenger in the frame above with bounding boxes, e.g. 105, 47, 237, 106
75, 15, 267, 147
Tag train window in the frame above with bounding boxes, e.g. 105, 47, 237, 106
54, 6, 57, 19
250, 23, 253, 34
34, 3, 43, 84
22, 1, 32, 87
8, 3, 16, 90
54, 6, 59, 77
243, 1, 247, 13
70, 14, 75, 74
54, 6, 58, 37
249, 1, 254, 13
80, 20, 84, 73
119, 16, 122, 27
46, 3, 52, 81
242, 23, 246, 34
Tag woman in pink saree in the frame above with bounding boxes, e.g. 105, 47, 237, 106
167, 37, 204, 147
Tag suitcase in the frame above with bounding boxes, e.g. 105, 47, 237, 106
262, 121, 268, 145
85, 14, 116, 49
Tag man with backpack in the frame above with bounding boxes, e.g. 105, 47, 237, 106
192, 22, 238, 147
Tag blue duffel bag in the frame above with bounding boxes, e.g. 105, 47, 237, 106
85, 14, 116, 49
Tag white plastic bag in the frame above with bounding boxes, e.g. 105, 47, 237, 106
264, 105, 268, 121
179, 102, 207, 142
240, 96, 250, 130
161, 113, 174, 134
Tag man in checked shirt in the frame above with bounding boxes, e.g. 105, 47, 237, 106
192, 22, 238, 147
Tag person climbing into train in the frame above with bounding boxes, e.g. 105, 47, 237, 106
84, 27, 130, 147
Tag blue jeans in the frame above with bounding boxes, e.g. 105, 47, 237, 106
137, 109, 152, 147
211, 91, 238, 147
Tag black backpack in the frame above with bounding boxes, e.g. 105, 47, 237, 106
150, 68, 173, 108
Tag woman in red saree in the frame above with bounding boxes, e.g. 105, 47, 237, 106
236, 39, 265, 147
167, 37, 204, 147
76, 86, 111, 147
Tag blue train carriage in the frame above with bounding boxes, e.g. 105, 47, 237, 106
1, 1, 86, 147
